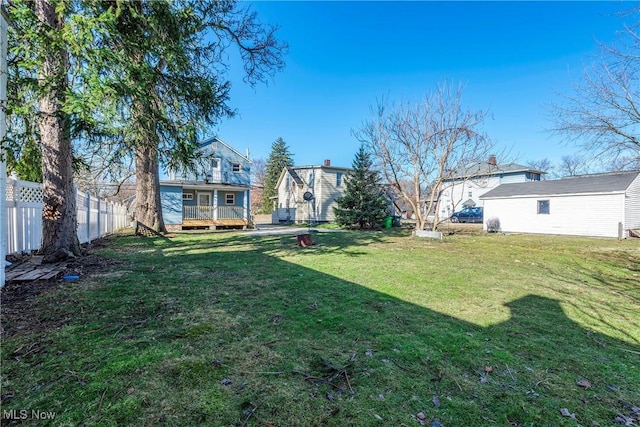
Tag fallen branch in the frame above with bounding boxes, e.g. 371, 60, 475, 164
97, 388, 108, 412
238, 371, 285, 375
619, 347, 640, 355
344, 371, 354, 395
292, 370, 344, 391
240, 402, 262, 427
390, 359, 420, 374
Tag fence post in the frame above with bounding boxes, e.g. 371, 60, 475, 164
86, 191, 91, 244
96, 196, 101, 239
15, 178, 23, 252
107, 201, 111, 233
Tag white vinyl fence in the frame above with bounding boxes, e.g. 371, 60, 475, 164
5, 175, 129, 255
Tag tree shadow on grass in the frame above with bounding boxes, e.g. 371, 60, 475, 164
113, 228, 392, 260
1, 239, 639, 426
532, 257, 640, 345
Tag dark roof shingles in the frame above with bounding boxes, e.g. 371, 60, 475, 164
481, 171, 640, 198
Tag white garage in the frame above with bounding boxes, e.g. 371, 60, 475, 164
480, 171, 640, 238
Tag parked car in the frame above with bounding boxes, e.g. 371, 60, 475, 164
450, 207, 483, 223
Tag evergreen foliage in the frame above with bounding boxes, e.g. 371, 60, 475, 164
334, 145, 389, 229
260, 137, 293, 213
5, 0, 287, 237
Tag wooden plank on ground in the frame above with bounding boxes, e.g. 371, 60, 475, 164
13, 269, 49, 281
39, 267, 66, 280
6, 262, 68, 282
5, 264, 31, 281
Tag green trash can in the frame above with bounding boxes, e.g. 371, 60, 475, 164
384, 216, 393, 229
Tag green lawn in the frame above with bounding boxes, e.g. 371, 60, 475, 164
1, 229, 639, 426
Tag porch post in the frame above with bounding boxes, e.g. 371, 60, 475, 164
243, 189, 248, 220
213, 189, 218, 220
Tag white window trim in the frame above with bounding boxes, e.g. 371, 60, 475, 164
182, 193, 194, 201
225, 193, 235, 205
231, 162, 241, 173
537, 199, 550, 215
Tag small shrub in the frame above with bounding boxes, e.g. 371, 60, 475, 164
486, 217, 501, 233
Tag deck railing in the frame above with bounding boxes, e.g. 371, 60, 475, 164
183, 205, 245, 221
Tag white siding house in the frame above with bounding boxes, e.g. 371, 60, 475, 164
480, 171, 640, 238
274, 160, 352, 223
439, 156, 543, 219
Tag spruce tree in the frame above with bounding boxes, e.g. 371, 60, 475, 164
261, 137, 293, 213
7, 0, 287, 239
334, 145, 389, 229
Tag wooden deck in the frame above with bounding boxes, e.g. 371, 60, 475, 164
181, 219, 247, 229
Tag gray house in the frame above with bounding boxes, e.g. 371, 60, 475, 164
480, 171, 640, 238
274, 160, 352, 224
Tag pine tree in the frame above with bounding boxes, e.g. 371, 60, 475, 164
260, 137, 293, 213
334, 145, 389, 229
6, 0, 287, 240
99, 1, 287, 233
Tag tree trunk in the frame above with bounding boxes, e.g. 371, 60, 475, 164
36, 0, 80, 262
134, 141, 166, 233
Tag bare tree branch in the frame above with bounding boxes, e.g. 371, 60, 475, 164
549, 9, 640, 170
354, 82, 493, 231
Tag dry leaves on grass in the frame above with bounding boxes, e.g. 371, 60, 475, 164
560, 408, 576, 419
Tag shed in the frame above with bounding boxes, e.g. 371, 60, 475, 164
480, 171, 640, 238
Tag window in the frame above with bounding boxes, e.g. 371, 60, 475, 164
468, 191, 473, 198
231, 162, 241, 173
537, 200, 550, 214
182, 193, 193, 201
336, 172, 343, 187
225, 193, 235, 205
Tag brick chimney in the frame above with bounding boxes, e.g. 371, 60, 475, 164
324, 159, 331, 167
488, 155, 497, 166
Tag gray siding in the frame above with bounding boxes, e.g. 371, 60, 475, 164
625, 175, 640, 233
316, 169, 344, 222
275, 165, 351, 223
500, 173, 527, 184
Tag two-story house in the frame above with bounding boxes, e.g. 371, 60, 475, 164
274, 160, 352, 224
160, 137, 251, 230
438, 155, 544, 219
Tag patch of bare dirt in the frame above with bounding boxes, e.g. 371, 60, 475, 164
1, 238, 121, 338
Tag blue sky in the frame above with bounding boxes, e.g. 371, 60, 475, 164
214, 1, 630, 169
